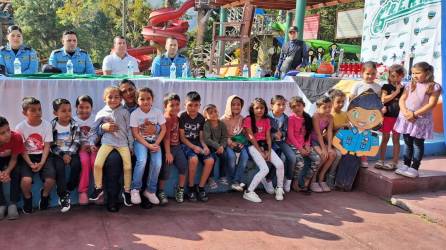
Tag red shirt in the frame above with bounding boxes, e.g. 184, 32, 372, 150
164, 114, 180, 146
243, 117, 270, 141
0, 130, 25, 156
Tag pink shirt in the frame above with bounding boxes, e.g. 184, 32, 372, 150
287, 113, 310, 149
243, 117, 270, 141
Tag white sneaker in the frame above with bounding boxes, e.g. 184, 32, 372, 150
143, 190, 160, 205
395, 164, 410, 175
401, 168, 419, 178
310, 182, 323, 193
284, 179, 292, 192
130, 189, 141, 204
319, 182, 331, 192
243, 191, 262, 203
275, 187, 285, 201
231, 182, 244, 192
261, 179, 275, 194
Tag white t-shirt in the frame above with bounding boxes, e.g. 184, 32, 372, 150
130, 107, 166, 142
15, 120, 53, 155
102, 52, 140, 75
350, 81, 382, 97
55, 123, 71, 152
74, 115, 95, 145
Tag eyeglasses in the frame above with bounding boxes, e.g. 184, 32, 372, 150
289, 31, 296, 34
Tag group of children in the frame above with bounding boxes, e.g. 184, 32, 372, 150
0, 61, 440, 219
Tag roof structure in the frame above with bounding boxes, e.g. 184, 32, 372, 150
211, 0, 355, 10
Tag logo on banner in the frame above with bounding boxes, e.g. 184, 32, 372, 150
370, 0, 440, 37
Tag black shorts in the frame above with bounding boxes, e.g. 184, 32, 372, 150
19, 154, 56, 181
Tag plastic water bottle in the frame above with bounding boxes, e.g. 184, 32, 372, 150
169, 63, 177, 79
242, 64, 249, 78
127, 61, 134, 76
13, 58, 21, 75
181, 63, 188, 78
255, 65, 262, 78
66, 59, 74, 75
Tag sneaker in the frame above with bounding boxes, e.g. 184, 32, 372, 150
0, 206, 5, 220
310, 182, 323, 193
59, 192, 71, 213
175, 187, 185, 203
231, 182, 244, 192
122, 192, 133, 207
261, 179, 275, 194
401, 167, 419, 178
130, 189, 141, 204
143, 190, 160, 205
284, 179, 292, 193
197, 188, 208, 202
243, 191, 262, 203
22, 197, 33, 214
382, 162, 397, 171
39, 189, 49, 210
374, 160, 384, 169
187, 188, 197, 202
319, 182, 331, 192
219, 177, 229, 185
78, 192, 89, 205
275, 187, 285, 201
395, 164, 410, 175
7, 204, 19, 220
207, 178, 218, 190
89, 188, 104, 201
361, 156, 368, 168
158, 191, 168, 205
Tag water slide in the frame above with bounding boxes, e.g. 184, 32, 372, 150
127, 0, 194, 71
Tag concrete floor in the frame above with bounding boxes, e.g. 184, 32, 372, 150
1, 191, 446, 250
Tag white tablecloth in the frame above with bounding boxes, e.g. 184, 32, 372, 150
0, 77, 309, 127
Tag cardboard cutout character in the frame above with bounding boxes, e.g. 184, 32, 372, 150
333, 89, 383, 156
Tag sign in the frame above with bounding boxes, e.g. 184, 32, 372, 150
336, 9, 364, 39
361, 0, 441, 81
303, 14, 320, 40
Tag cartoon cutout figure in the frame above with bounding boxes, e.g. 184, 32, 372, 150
333, 89, 383, 157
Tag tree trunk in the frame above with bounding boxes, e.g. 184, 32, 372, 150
197, 10, 211, 46
164, 0, 176, 7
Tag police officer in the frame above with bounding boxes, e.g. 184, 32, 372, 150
48, 30, 95, 74
0, 25, 39, 75
151, 37, 190, 77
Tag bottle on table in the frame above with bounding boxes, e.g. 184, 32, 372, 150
182, 63, 188, 78
13, 58, 21, 75
127, 61, 134, 76
66, 59, 74, 75
242, 64, 249, 78
255, 65, 262, 78
170, 63, 177, 79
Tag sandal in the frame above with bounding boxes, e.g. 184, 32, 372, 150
382, 162, 397, 170
374, 160, 384, 169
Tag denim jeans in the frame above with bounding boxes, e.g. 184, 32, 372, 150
132, 141, 162, 193
225, 146, 249, 183
403, 134, 425, 170
272, 141, 297, 180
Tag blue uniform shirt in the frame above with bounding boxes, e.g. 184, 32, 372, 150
335, 126, 379, 153
151, 53, 190, 77
0, 44, 39, 75
49, 47, 95, 74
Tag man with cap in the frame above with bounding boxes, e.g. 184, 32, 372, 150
275, 26, 308, 77
48, 31, 95, 74
151, 37, 190, 77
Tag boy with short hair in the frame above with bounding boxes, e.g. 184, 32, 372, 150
50, 98, 82, 213
179, 91, 215, 202
0, 116, 24, 220
15, 97, 56, 214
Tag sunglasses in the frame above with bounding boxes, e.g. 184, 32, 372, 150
289, 31, 296, 34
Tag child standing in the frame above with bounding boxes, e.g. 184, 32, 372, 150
286, 97, 321, 193
394, 62, 441, 178
221, 95, 249, 192
311, 96, 336, 192
16, 97, 56, 214
0, 116, 24, 220
130, 88, 166, 205
243, 98, 285, 203
375, 64, 405, 170
74, 95, 97, 205
203, 104, 228, 186
89, 87, 134, 206
179, 91, 215, 202
50, 98, 82, 213
160, 93, 187, 203
268, 95, 296, 193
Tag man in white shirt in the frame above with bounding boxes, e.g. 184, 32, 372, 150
102, 36, 140, 75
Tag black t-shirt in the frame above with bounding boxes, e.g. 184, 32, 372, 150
382, 83, 403, 117
12, 49, 19, 55
179, 112, 205, 146
67, 51, 75, 57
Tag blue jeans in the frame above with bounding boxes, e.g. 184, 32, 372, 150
403, 134, 425, 170
132, 141, 162, 193
225, 146, 249, 183
272, 141, 297, 180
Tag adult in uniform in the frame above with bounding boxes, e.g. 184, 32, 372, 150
48, 31, 95, 74
0, 25, 39, 75
275, 26, 308, 76
151, 37, 190, 77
